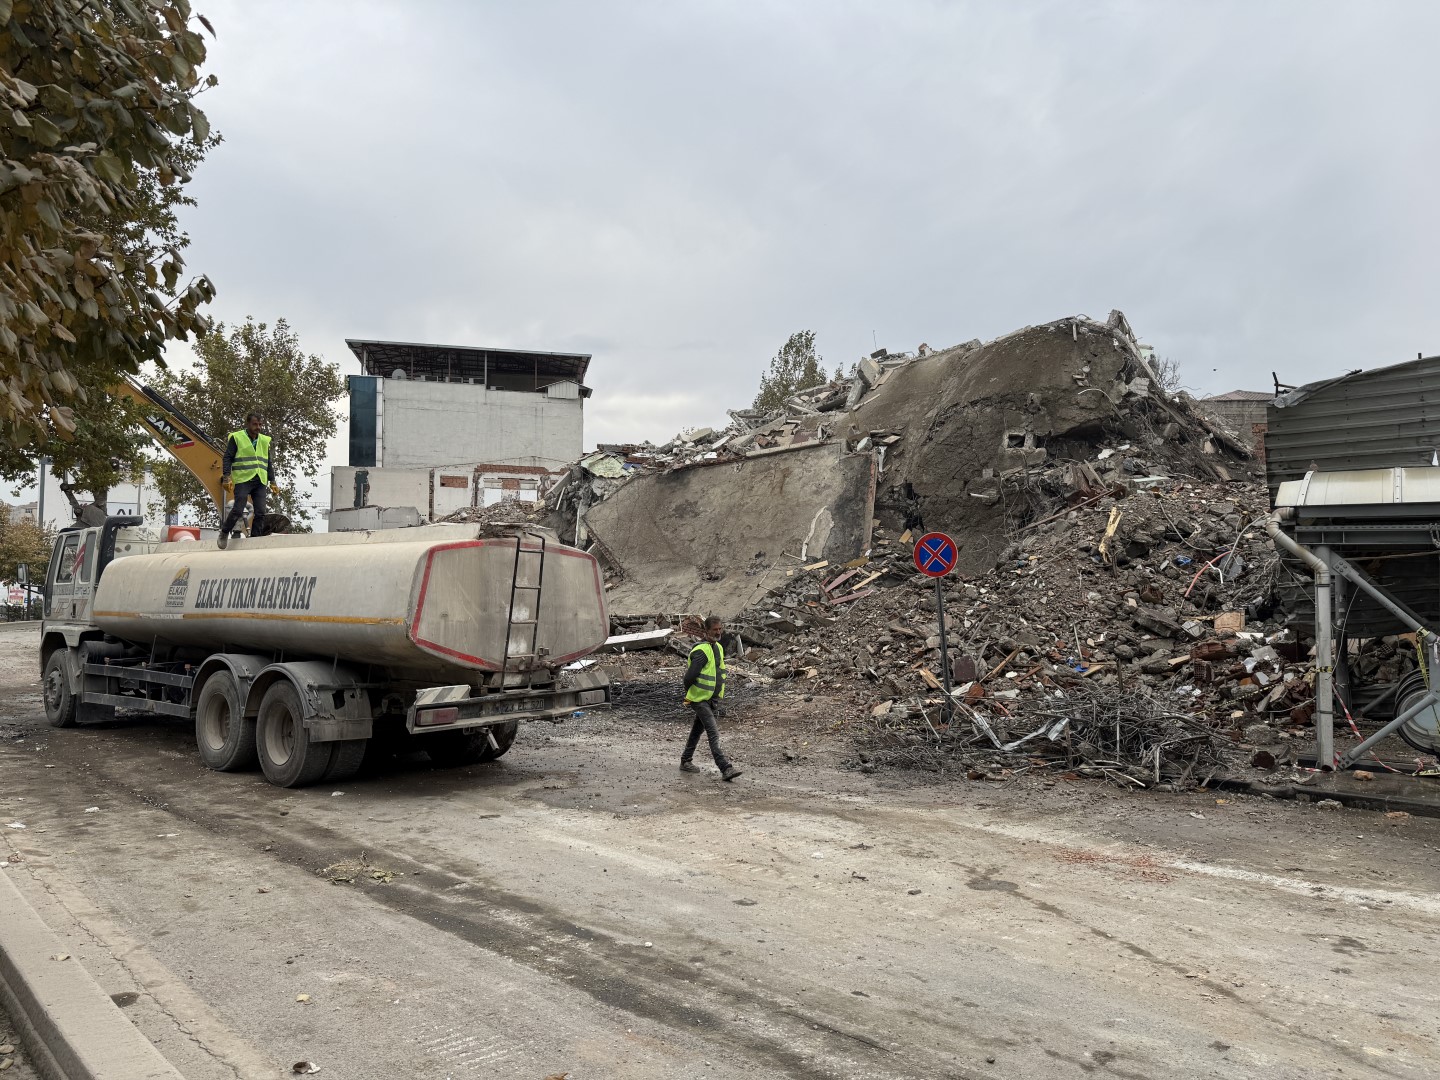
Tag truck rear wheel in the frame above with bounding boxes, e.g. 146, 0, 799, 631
42, 650, 77, 728
195, 673, 258, 772
256, 681, 333, 788
425, 721, 518, 767
322, 739, 368, 783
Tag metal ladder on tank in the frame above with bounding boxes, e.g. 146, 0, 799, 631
501, 531, 548, 691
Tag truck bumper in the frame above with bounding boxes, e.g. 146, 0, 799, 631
406, 669, 610, 735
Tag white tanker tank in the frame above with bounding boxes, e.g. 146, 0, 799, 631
91, 524, 608, 683
40, 519, 612, 788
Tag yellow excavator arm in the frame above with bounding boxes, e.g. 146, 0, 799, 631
112, 378, 228, 519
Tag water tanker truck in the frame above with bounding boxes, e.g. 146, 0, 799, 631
39, 516, 611, 786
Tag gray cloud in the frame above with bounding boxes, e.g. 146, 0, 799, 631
173, 0, 1440, 452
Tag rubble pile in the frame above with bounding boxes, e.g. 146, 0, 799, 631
722, 473, 1379, 786
437, 500, 547, 528
862, 681, 1252, 787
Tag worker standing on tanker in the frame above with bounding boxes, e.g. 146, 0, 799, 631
217, 411, 278, 549
680, 615, 743, 781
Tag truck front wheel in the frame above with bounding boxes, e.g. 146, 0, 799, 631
425, 721, 518, 767
195, 673, 258, 772
256, 681, 333, 788
42, 650, 77, 728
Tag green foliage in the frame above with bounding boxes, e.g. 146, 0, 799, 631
149, 318, 345, 526
0, 510, 51, 583
753, 331, 827, 412
2, 384, 151, 517
0, 0, 217, 449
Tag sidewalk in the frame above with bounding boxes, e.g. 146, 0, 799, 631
0, 868, 184, 1080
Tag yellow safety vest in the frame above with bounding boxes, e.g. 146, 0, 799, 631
685, 641, 726, 703
229, 430, 271, 485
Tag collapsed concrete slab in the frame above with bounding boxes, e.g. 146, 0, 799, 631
586, 441, 875, 617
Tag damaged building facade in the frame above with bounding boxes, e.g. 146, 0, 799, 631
330, 339, 592, 529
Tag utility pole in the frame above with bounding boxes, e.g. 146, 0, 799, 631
36, 455, 48, 527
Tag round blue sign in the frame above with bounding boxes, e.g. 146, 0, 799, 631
913, 531, 958, 577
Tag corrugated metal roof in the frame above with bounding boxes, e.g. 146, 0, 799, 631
1266, 355, 1440, 496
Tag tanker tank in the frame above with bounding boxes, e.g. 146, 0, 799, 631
91, 524, 607, 683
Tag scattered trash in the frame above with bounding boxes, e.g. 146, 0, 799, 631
295, 993, 311, 1003
83, 806, 99, 813
5, 823, 24, 830
291, 1062, 321, 1075
643, 942, 653, 948
330, 792, 344, 797
51, 954, 69, 961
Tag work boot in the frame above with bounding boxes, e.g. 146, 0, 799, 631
216, 530, 229, 550
679, 760, 701, 774
721, 765, 743, 782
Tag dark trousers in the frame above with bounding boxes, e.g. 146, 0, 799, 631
222, 478, 268, 537
683, 699, 730, 770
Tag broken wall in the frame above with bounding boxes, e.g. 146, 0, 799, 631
586, 442, 875, 617
852, 319, 1143, 574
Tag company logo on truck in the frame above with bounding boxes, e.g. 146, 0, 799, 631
165, 567, 191, 609
193, 574, 320, 612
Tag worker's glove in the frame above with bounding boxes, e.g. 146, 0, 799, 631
269, 483, 281, 498
222, 477, 234, 496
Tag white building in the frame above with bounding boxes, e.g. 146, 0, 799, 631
332, 340, 591, 526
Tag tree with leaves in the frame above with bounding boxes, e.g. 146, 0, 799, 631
0, 0, 217, 451
149, 318, 345, 527
753, 330, 827, 412
0, 509, 50, 583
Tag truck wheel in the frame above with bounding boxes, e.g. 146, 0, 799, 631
195, 673, 258, 772
322, 739, 368, 783
256, 681, 333, 788
42, 650, 78, 728
477, 720, 518, 762
425, 721, 518, 767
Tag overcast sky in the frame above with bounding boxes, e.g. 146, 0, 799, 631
170, 0, 1440, 457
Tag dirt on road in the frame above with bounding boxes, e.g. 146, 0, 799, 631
2, 624, 1438, 1079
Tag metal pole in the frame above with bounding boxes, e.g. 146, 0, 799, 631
36, 455, 47, 527
1339, 691, 1440, 768
935, 578, 954, 720
1314, 545, 1335, 768
1269, 511, 1333, 769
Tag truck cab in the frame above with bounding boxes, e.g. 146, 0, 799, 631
42, 516, 158, 628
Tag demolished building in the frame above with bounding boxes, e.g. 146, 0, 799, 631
551, 310, 1250, 619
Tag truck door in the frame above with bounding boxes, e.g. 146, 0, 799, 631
73, 531, 97, 621
45, 532, 81, 620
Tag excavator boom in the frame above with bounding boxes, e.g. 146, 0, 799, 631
112, 378, 228, 518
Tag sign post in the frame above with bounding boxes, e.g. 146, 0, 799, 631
913, 531, 959, 719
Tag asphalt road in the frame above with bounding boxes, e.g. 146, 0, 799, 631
2, 624, 1439, 1079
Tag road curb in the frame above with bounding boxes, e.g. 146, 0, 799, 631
1208, 778, 1440, 819
0, 869, 185, 1080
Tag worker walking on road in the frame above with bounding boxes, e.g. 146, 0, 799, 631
217, 411, 278, 549
681, 615, 743, 781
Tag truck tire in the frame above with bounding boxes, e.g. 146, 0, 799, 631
425, 721, 518, 767
42, 650, 78, 728
321, 739, 368, 783
195, 673, 258, 772
256, 681, 333, 788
